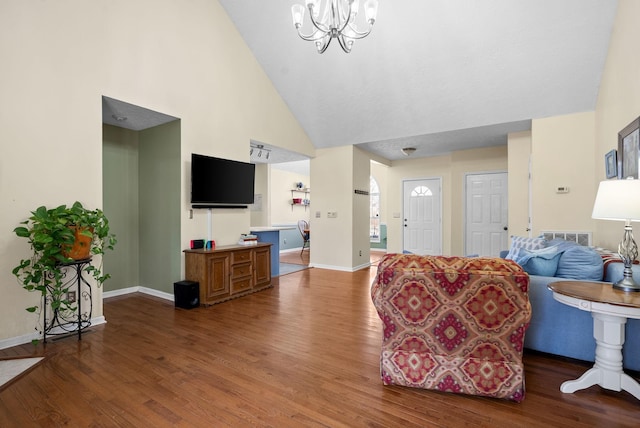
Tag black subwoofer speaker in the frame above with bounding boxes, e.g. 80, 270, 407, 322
174, 280, 200, 309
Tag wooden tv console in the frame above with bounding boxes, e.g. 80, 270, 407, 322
183, 243, 271, 306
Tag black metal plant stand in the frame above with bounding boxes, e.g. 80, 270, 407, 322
42, 257, 93, 343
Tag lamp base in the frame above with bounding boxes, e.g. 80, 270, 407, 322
613, 276, 640, 292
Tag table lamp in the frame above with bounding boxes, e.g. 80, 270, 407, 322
592, 179, 640, 292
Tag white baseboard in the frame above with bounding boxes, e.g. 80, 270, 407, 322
103, 286, 139, 299
0, 286, 174, 350
139, 287, 174, 301
309, 262, 371, 272
280, 247, 304, 254
0, 315, 106, 351
103, 286, 174, 302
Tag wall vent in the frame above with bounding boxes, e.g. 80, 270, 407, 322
540, 231, 592, 246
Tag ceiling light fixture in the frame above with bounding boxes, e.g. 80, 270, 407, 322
401, 147, 416, 156
111, 114, 127, 122
291, 0, 379, 54
250, 143, 271, 161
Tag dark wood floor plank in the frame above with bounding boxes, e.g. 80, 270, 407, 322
1, 265, 639, 427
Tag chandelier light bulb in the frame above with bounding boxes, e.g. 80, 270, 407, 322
292, 4, 305, 27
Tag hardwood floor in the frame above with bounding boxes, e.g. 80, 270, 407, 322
1, 266, 639, 427
279, 249, 385, 267
280, 250, 310, 266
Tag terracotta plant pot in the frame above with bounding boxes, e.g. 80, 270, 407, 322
62, 226, 93, 260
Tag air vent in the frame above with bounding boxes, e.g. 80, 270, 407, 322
541, 231, 592, 246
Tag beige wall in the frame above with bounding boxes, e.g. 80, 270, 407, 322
353, 146, 371, 267
251, 163, 270, 226
507, 131, 532, 238
451, 146, 508, 254
0, 0, 313, 343
269, 168, 311, 226
594, 0, 640, 250
310, 146, 370, 270
530, 112, 597, 237
386, 146, 508, 256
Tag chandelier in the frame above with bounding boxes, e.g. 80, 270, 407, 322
291, 0, 379, 54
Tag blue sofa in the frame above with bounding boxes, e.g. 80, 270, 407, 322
505, 247, 640, 371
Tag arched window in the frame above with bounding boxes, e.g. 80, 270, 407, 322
370, 176, 380, 242
411, 185, 433, 197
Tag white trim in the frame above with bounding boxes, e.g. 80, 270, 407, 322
401, 177, 443, 255
279, 247, 304, 254
103, 286, 174, 302
309, 262, 371, 272
0, 316, 106, 350
103, 286, 140, 299
139, 287, 174, 301
463, 171, 508, 257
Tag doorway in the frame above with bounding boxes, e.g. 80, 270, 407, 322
464, 172, 508, 257
102, 96, 182, 295
402, 178, 442, 255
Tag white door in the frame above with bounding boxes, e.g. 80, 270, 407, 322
403, 179, 442, 255
465, 172, 508, 257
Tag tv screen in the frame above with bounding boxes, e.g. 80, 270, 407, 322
191, 153, 256, 207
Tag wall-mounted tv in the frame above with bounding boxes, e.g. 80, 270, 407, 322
191, 153, 256, 208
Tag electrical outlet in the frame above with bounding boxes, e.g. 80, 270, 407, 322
359, 250, 362, 256
67, 291, 76, 303
327, 211, 337, 218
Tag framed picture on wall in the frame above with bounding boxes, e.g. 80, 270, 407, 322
618, 116, 640, 179
605, 149, 618, 179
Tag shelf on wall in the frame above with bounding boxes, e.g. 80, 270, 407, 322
290, 189, 310, 210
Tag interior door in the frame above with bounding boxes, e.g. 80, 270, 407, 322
465, 172, 508, 256
403, 178, 442, 255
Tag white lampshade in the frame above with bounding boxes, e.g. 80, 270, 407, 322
592, 179, 640, 221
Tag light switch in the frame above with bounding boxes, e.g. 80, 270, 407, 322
327, 211, 337, 218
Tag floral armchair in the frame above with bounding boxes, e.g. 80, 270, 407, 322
371, 254, 531, 402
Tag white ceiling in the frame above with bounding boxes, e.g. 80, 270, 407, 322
218, 0, 618, 161
102, 96, 178, 131
102, 1, 618, 166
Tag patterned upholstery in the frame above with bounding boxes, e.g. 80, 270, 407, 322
371, 254, 531, 402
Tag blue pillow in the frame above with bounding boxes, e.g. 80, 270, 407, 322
518, 247, 561, 277
556, 246, 604, 281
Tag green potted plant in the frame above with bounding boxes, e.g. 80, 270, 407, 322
12, 202, 117, 318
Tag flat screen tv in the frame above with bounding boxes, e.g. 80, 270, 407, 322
191, 153, 256, 208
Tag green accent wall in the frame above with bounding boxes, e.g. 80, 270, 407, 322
139, 121, 181, 292
103, 125, 140, 292
102, 121, 181, 294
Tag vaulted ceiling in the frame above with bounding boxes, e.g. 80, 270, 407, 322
219, 0, 618, 161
